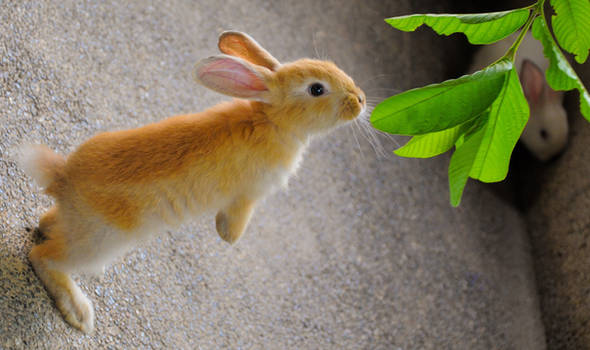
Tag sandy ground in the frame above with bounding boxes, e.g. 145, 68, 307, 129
0, 1, 545, 349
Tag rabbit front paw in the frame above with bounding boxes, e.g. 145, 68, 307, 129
215, 211, 230, 242
215, 198, 255, 244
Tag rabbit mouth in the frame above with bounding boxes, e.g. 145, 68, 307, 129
340, 101, 363, 121
339, 91, 366, 122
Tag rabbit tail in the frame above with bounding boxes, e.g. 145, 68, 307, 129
17, 144, 66, 197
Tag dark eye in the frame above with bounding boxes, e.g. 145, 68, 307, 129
308, 83, 325, 97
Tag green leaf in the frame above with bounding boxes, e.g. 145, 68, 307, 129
532, 16, 590, 120
448, 117, 487, 207
448, 68, 529, 206
371, 60, 512, 135
550, 0, 590, 63
394, 121, 470, 158
385, 9, 530, 45
469, 68, 529, 182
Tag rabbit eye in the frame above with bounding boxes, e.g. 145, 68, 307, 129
540, 129, 549, 140
308, 83, 325, 97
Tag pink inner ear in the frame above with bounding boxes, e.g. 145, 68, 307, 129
197, 56, 267, 98
520, 60, 544, 105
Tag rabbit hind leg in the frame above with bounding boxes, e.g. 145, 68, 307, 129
29, 224, 94, 334
37, 205, 58, 239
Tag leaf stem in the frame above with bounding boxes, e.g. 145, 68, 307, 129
505, 6, 540, 60
523, 0, 544, 11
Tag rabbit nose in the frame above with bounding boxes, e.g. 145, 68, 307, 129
357, 95, 363, 104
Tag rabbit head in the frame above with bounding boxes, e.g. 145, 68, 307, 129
519, 59, 568, 161
193, 31, 366, 137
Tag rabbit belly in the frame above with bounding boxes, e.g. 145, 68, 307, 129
148, 165, 294, 225
156, 145, 306, 220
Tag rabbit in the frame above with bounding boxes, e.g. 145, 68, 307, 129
17, 31, 366, 333
469, 32, 568, 161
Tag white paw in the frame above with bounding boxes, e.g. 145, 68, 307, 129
56, 289, 95, 334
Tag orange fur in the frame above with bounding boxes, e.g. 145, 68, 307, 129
38, 206, 58, 234
30, 241, 94, 333
21, 31, 366, 333
218, 31, 280, 71
64, 100, 303, 231
31, 231, 67, 262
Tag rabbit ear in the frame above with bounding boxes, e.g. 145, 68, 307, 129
520, 59, 545, 105
218, 31, 280, 71
193, 55, 270, 100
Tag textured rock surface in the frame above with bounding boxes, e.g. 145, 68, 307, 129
0, 1, 544, 349
523, 62, 590, 349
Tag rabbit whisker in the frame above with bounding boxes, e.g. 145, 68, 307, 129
359, 108, 402, 150
312, 31, 330, 61
352, 112, 387, 158
350, 119, 365, 158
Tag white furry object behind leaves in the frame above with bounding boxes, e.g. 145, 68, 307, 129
469, 32, 569, 161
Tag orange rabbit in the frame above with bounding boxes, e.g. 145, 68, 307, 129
17, 31, 366, 333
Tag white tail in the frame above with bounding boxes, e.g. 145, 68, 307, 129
15, 144, 65, 189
